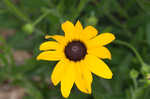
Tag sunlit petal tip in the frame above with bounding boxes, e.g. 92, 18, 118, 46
80, 89, 91, 94
62, 20, 74, 28
76, 20, 80, 23
100, 69, 113, 79
45, 35, 52, 39
36, 55, 41, 60
102, 69, 113, 79
88, 89, 92, 94
108, 55, 112, 60
61, 93, 69, 98
36, 54, 47, 60
84, 87, 92, 94
61, 21, 75, 39
103, 33, 116, 42
73, 20, 83, 38
105, 72, 113, 79
64, 20, 72, 23
75, 20, 81, 26
75, 20, 83, 29
51, 78, 58, 86
109, 33, 116, 41
52, 81, 57, 86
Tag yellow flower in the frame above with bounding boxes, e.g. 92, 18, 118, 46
37, 20, 115, 98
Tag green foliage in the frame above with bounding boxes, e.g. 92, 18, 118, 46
0, 0, 150, 99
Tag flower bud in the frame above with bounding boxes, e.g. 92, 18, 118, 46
23, 23, 34, 34
87, 12, 98, 26
141, 63, 150, 75
130, 69, 139, 79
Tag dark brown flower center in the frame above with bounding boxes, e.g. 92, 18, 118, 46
64, 40, 87, 62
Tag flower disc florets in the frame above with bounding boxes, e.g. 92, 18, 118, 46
65, 40, 87, 62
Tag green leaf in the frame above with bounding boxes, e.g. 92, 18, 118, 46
146, 23, 150, 45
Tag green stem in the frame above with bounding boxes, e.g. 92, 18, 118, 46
72, 0, 89, 21
32, 10, 50, 26
136, 0, 147, 13
130, 87, 136, 99
3, 0, 30, 22
105, 11, 122, 28
133, 78, 138, 89
114, 40, 145, 65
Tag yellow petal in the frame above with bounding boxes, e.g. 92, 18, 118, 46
61, 62, 75, 98
88, 47, 111, 59
51, 60, 66, 86
75, 20, 83, 32
85, 55, 113, 79
36, 51, 63, 61
39, 41, 60, 51
80, 26, 98, 40
74, 20, 83, 39
75, 61, 92, 94
88, 33, 115, 46
45, 35, 66, 44
61, 21, 75, 40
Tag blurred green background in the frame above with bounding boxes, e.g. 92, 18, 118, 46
0, 0, 150, 99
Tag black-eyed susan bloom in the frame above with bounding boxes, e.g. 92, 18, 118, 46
37, 20, 115, 98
